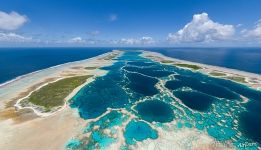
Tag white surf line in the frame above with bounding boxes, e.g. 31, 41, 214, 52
141, 50, 261, 78
12, 54, 119, 117
0, 51, 115, 88
8, 50, 122, 117
14, 73, 106, 117
14, 77, 64, 117
141, 50, 261, 90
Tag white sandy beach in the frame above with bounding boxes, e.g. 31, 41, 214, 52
0, 50, 260, 150
0, 50, 122, 150
141, 51, 261, 90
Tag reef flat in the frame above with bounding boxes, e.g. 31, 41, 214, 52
66, 50, 261, 150
0, 50, 261, 150
0, 50, 121, 149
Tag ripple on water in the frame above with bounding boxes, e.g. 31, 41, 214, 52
124, 120, 158, 145
174, 90, 215, 111
136, 100, 174, 123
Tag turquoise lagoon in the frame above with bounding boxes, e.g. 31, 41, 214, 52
67, 51, 261, 149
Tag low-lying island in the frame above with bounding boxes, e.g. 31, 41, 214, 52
0, 50, 260, 150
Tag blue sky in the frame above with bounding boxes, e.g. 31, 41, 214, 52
0, 0, 261, 46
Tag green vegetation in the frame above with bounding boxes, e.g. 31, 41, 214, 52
209, 71, 227, 76
175, 63, 202, 70
160, 60, 173, 63
209, 72, 247, 84
146, 55, 154, 58
103, 53, 118, 60
226, 76, 247, 83
85, 67, 98, 70
28, 75, 92, 109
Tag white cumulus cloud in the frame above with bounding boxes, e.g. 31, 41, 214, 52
0, 32, 32, 42
68, 37, 85, 43
118, 38, 138, 45
118, 37, 155, 45
0, 11, 28, 30
242, 19, 261, 40
168, 13, 235, 43
140, 36, 155, 44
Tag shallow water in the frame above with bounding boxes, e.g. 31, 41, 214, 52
124, 120, 158, 145
68, 51, 261, 149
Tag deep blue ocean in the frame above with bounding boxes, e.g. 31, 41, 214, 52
147, 47, 261, 74
0, 48, 111, 84
0, 47, 260, 84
